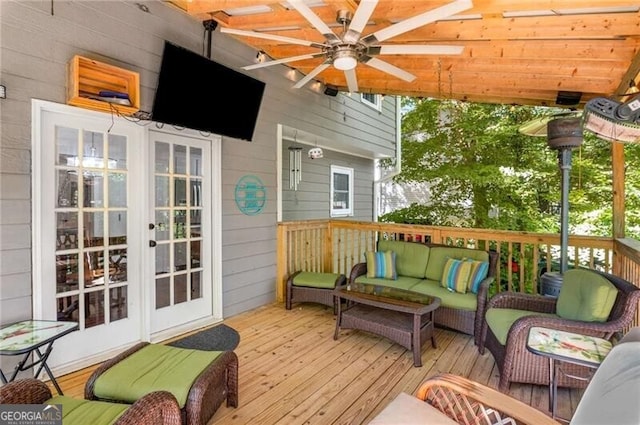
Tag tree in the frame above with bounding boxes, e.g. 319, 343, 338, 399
379, 98, 640, 239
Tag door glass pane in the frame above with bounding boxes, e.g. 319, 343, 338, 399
191, 271, 202, 300
191, 240, 201, 269
108, 212, 126, 245
174, 274, 187, 304
83, 131, 105, 169
175, 242, 187, 271
155, 176, 170, 207
57, 295, 79, 322
108, 173, 126, 207
56, 253, 79, 293
110, 286, 128, 321
175, 178, 187, 206
190, 179, 201, 207
190, 210, 201, 238
57, 170, 78, 208
155, 211, 170, 241
156, 277, 170, 308
83, 171, 104, 207
155, 142, 170, 173
85, 291, 105, 328
174, 210, 186, 239
56, 212, 78, 250
174, 145, 187, 174
155, 244, 170, 274
56, 126, 79, 166
85, 250, 106, 287
84, 212, 104, 247
109, 248, 127, 283
108, 134, 127, 170
190, 148, 202, 176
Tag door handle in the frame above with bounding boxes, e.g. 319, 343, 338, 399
149, 240, 157, 247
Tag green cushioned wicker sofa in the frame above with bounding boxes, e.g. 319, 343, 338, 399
348, 241, 498, 346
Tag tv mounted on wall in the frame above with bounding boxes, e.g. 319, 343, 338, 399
152, 41, 266, 141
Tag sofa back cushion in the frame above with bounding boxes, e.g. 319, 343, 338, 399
425, 247, 489, 282
556, 269, 618, 322
377, 240, 430, 278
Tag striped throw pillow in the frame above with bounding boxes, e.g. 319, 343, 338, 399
440, 257, 472, 294
365, 251, 398, 280
467, 259, 490, 293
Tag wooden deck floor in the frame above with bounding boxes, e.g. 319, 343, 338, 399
53, 302, 583, 424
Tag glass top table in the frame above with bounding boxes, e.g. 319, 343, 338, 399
526, 326, 612, 421
334, 282, 440, 367
0, 320, 79, 395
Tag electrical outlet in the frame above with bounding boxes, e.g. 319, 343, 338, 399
0, 85, 5, 99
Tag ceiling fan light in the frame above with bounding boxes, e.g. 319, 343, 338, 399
333, 48, 358, 70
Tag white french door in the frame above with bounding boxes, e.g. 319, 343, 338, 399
33, 101, 145, 371
148, 130, 220, 335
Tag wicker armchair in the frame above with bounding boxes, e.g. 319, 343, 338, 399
416, 373, 559, 425
478, 269, 640, 392
0, 378, 181, 425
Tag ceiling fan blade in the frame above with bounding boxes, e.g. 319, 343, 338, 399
345, 69, 358, 93
288, 0, 340, 44
343, 0, 378, 44
362, 57, 416, 82
363, 0, 473, 44
243, 53, 326, 70
378, 44, 464, 55
220, 27, 325, 48
293, 61, 331, 89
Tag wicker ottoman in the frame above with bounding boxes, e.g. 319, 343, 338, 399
286, 271, 346, 314
85, 342, 238, 425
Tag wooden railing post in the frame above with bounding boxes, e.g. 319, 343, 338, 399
324, 221, 333, 273
276, 223, 287, 303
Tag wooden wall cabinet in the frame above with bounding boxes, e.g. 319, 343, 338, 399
67, 55, 140, 115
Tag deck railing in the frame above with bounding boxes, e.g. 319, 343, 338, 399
277, 220, 640, 326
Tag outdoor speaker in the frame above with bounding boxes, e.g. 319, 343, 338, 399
324, 85, 338, 97
556, 91, 582, 106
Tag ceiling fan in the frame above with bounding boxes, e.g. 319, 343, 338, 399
220, 0, 473, 93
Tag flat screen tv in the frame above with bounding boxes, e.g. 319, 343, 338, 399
152, 41, 265, 141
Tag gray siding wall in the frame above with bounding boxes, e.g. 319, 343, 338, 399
0, 0, 396, 322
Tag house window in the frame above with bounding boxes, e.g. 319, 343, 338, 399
331, 165, 354, 217
361, 93, 382, 111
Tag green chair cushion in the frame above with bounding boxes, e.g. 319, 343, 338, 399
377, 240, 430, 278
93, 344, 222, 408
486, 308, 557, 345
425, 247, 489, 282
556, 269, 618, 322
410, 280, 478, 311
292, 272, 342, 289
46, 395, 128, 425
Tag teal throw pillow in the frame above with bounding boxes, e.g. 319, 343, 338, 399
440, 257, 472, 294
366, 251, 397, 280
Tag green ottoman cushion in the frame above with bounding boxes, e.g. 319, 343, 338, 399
47, 395, 128, 425
293, 272, 341, 289
93, 344, 222, 408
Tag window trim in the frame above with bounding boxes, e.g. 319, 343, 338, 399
361, 93, 382, 111
330, 165, 354, 217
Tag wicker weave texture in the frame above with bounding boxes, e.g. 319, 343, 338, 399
85, 342, 239, 425
0, 378, 182, 425
479, 269, 640, 392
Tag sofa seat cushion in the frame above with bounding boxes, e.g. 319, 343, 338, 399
292, 271, 342, 289
93, 344, 222, 408
556, 269, 618, 322
377, 240, 430, 278
368, 392, 458, 425
425, 247, 489, 282
486, 308, 558, 345
47, 396, 129, 425
355, 275, 422, 291
410, 280, 477, 311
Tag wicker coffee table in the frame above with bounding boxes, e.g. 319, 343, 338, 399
334, 282, 441, 367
